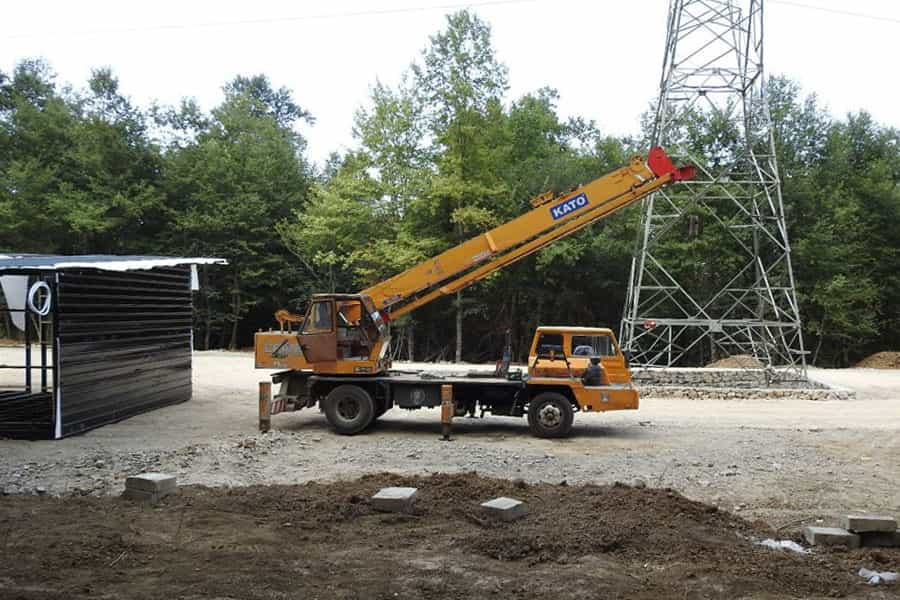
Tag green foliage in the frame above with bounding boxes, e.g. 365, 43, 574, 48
0, 61, 164, 253
160, 79, 313, 348
1, 14, 898, 365
787, 109, 900, 364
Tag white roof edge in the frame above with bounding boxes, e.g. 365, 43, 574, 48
51, 258, 229, 272
0, 257, 228, 272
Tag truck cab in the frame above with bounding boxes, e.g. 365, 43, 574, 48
528, 326, 631, 384
522, 326, 638, 437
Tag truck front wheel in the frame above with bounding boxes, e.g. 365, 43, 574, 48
527, 392, 574, 438
324, 385, 375, 435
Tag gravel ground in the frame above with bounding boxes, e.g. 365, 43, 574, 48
1, 350, 899, 531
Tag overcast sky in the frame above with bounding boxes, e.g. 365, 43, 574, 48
3, 0, 898, 165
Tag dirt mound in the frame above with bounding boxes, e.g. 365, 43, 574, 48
855, 351, 900, 369
0, 473, 889, 599
706, 354, 764, 368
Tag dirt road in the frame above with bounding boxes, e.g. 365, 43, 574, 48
2, 351, 899, 530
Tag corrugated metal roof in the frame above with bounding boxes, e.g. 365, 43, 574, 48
0, 254, 227, 272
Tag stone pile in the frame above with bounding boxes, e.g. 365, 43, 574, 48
632, 367, 854, 401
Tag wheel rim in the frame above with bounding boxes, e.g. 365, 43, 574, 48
538, 403, 562, 429
337, 396, 361, 421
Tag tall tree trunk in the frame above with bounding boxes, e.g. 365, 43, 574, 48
229, 266, 240, 351
811, 332, 824, 366
455, 291, 463, 363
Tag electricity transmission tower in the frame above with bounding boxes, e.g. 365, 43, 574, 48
620, 0, 806, 379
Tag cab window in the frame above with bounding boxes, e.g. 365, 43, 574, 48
303, 301, 334, 333
536, 333, 564, 356
571, 334, 615, 357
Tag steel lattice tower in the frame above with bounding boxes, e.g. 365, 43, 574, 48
620, 0, 806, 379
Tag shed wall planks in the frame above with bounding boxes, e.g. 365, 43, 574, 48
56, 267, 193, 437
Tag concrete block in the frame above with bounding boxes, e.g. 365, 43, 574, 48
126, 473, 177, 494
803, 526, 861, 549
841, 515, 897, 534
371, 487, 417, 513
124, 473, 177, 503
480, 497, 527, 522
860, 531, 900, 548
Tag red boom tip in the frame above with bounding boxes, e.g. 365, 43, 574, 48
647, 146, 695, 181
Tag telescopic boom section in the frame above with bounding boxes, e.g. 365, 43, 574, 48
362, 147, 694, 321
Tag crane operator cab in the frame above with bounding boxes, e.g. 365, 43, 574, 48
255, 293, 390, 374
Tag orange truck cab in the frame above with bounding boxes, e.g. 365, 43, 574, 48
526, 326, 639, 421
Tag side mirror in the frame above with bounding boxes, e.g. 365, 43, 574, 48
622, 350, 632, 365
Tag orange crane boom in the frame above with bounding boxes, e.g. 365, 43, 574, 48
362, 147, 694, 321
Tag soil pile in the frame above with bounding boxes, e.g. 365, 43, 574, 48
855, 351, 900, 369
706, 354, 764, 368
0, 473, 891, 599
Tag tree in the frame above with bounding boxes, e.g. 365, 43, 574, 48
161, 78, 313, 349
352, 80, 430, 218
0, 62, 164, 254
223, 74, 313, 129
411, 10, 510, 362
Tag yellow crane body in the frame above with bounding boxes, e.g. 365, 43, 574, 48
254, 148, 694, 437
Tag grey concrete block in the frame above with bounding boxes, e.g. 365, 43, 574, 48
126, 473, 177, 494
481, 497, 527, 522
803, 526, 861, 548
124, 473, 176, 503
861, 531, 900, 548
371, 487, 417, 513
841, 514, 897, 534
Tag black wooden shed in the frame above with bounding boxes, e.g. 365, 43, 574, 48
0, 255, 225, 439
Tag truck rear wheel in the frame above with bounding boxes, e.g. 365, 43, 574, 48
527, 392, 574, 438
324, 385, 375, 435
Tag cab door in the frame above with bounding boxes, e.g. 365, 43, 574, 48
299, 299, 337, 362
569, 333, 629, 384
597, 334, 629, 384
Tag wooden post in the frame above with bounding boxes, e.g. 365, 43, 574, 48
259, 381, 272, 433
440, 384, 453, 441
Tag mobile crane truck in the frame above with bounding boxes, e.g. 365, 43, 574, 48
255, 148, 694, 437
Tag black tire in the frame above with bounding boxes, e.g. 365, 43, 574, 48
324, 385, 375, 435
527, 392, 574, 438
